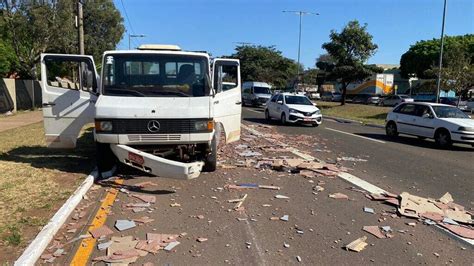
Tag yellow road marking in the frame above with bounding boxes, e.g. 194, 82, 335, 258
70, 179, 123, 266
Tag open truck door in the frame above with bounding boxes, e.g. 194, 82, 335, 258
212, 59, 242, 143
40, 54, 98, 148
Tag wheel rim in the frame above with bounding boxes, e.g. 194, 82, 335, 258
387, 124, 395, 135
437, 132, 448, 145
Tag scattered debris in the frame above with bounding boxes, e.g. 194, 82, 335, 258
234, 194, 248, 209
362, 226, 386, 239
345, 236, 368, 252
170, 203, 181, 207
97, 241, 112, 251
340, 157, 367, 162
115, 220, 136, 231
197, 237, 208, 242
284, 242, 290, 248
164, 241, 180, 251
89, 225, 114, 239
280, 215, 289, 222
132, 194, 156, 203
296, 256, 302, 262
275, 194, 290, 199
363, 207, 375, 214
329, 193, 349, 200
133, 216, 155, 224
258, 185, 280, 190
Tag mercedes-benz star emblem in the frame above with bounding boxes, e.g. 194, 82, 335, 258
147, 120, 160, 133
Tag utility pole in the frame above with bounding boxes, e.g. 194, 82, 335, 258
436, 0, 447, 103
77, 0, 85, 55
282, 10, 319, 90
128, 34, 146, 50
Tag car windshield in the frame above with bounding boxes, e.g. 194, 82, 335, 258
432, 106, 469, 119
254, 87, 271, 94
102, 54, 210, 97
285, 95, 313, 105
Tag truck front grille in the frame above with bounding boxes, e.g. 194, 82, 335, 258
102, 119, 210, 134
127, 134, 182, 142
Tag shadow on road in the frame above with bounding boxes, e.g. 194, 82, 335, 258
357, 133, 474, 152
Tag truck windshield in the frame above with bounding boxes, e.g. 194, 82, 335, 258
253, 87, 271, 94
102, 54, 210, 97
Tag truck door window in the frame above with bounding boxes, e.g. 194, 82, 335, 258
45, 59, 95, 92
215, 64, 238, 93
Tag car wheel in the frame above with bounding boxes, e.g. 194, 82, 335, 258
385, 122, 399, 137
435, 129, 452, 148
265, 109, 271, 121
281, 113, 286, 125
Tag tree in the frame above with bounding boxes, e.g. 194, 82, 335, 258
425, 44, 474, 104
400, 34, 474, 79
321, 20, 378, 105
0, 0, 125, 79
230, 45, 299, 88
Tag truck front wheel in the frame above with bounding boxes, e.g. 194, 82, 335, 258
96, 142, 117, 179
203, 134, 217, 172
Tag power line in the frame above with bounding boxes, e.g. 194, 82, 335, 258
120, 0, 136, 35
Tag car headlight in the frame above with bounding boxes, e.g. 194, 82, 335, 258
289, 109, 298, 114
195, 120, 214, 132
95, 120, 113, 132
458, 126, 474, 131
315, 110, 321, 115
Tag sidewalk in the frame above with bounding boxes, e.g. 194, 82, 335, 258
0, 110, 43, 132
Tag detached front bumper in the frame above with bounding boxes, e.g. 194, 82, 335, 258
110, 144, 204, 179
288, 113, 323, 125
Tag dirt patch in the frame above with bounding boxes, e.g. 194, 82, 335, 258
0, 122, 95, 263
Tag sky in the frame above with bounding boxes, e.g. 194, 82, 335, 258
113, 0, 473, 69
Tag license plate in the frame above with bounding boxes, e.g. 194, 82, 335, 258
128, 152, 144, 165
304, 118, 312, 121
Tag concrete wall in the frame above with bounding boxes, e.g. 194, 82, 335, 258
1, 78, 42, 112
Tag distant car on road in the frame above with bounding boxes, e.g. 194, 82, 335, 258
467, 98, 474, 113
321, 92, 342, 102
440, 97, 469, 112
380, 95, 414, 107
352, 94, 381, 105
308, 92, 321, 100
265, 93, 322, 127
242, 81, 272, 107
385, 102, 474, 148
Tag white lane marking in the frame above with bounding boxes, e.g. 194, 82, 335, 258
241, 123, 473, 247
325, 127, 386, 144
338, 172, 387, 195
244, 108, 264, 114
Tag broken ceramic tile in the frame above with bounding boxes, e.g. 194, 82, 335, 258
115, 220, 136, 231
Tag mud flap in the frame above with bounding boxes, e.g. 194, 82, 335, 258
110, 144, 204, 179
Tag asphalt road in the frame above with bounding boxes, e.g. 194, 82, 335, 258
242, 106, 474, 208
37, 107, 473, 265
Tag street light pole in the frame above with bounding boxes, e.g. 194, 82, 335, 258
128, 34, 146, 49
436, 0, 447, 103
282, 10, 319, 89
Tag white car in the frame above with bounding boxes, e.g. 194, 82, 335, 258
385, 102, 474, 148
264, 93, 322, 127
380, 95, 414, 107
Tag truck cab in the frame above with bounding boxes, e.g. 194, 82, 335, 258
40, 44, 241, 179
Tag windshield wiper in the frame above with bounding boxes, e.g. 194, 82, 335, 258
105, 88, 146, 97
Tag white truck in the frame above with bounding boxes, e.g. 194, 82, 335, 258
40, 44, 242, 179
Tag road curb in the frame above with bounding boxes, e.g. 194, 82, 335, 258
324, 115, 385, 129
14, 171, 97, 266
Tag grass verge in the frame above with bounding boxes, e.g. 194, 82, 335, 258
315, 101, 392, 125
0, 122, 95, 262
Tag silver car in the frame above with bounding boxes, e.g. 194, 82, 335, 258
380, 95, 414, 107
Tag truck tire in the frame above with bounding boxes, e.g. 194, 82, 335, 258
203, 133, 217, 172
96, 142, 117, 179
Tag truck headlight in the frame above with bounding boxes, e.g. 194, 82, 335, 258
195, 120, 214, 132
289, 109, 297, 114
458, 126, 474, 131
95, 120, 113, 132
